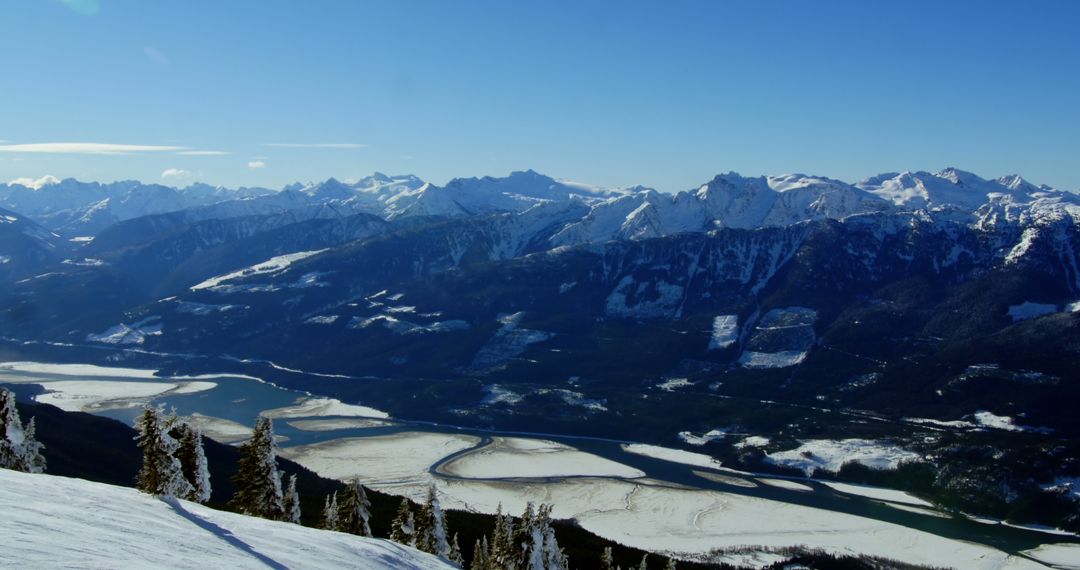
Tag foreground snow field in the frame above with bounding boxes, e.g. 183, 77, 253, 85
0, 470, 453, 570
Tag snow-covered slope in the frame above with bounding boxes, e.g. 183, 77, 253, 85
0, 470, 452, 569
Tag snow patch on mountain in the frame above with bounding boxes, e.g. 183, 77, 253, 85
738, 307, 817, 369
708, 315, 739, 350
86, 316, 163, 345
191, 249, 327, 291
764, 439, 921, 476
469, 312, 553, 371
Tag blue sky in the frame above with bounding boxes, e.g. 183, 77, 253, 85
1, 0, 1078, 191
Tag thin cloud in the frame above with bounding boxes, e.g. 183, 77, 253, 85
9, 175, 61, 189
248, 160, 267, 169
161, 168, 190, 179
261, 143, 366, 149
144, 47, 170, 66
177, 150, 230, 156
0, 143, 184, 155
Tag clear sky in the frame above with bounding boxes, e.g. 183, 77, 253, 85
1, 0, 1078, 192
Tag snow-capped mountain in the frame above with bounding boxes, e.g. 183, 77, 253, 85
0, 470, 452, 569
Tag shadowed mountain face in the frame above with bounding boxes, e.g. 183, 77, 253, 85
2, 168, 1080, 532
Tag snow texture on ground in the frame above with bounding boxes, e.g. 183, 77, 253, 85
280, 432, 479, 486
621, 443, 723, 470
262, 396, 390, 419
1022, 543, 1080, 569
820, 481, 934, 507
0, 470, 453, 569
191, 249, 327, 291
734, 436, 771, 449
0, 361, 160, 379
756, 478, 814, 492
764, 439, 921, 476
287, 418, 394, 432
185, 413, 255, 444
678, 428, 731, 446
33, 380, 216, 412
708, 315, 739, 350
440, 437, 645, 479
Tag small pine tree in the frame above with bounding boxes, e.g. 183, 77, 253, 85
231, 416, 283, 519
600, 546, 615, 570
282, 473, 301, 524
338, 478, 372, 536
449, 532, 464, 567
0, 388, 45, 473
489, 504, 516, 570
16, 417, 46, 474
636, 554, 649, 570
663, 557, 677, 570
174, 421, 211, 503
471, 536, 491, 570
135, 405, 191, 497
390, 498, 416, 546
415, 484, 451, 558
539, 504, 567, 570
322, 492, 340, 530
0, 388, 22, 469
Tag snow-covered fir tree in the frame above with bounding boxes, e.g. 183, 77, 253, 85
471, 536, 491, 570
282, 473, 301, 524
390, 498, 416, 546
337, 478, 372, 537
415, 484, 451, 559
449, 532, 464, 567
538, 505, 568, 570
636, 554, 649, 570
172, 420, 211, 503
0, 389, 45, 474
322, 491, 340, 530
15, 417, 46, 474
489, 504, 516, 570
663, 557, 677, 570
230, 416, 283, 519
135, 405, 191, 497
600, 546, 615, 570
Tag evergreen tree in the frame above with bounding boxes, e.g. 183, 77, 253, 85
471, 536, 491, 570
0, 388, 45, 473
282, 473, 301, 524
489, 504, 516, 570
390, 498, 416, 546
338, 478, 372, 536
135, 405, 191, 497
15, 417, 46, 474
449, 532, 464, 567
636, 554, 649, 570
516, 502, 537, 569
230, 416, 283, 519
538, 505, 567, 570
600, 547, 615, 570
415, 484, 451, 558
173, 421, 211, 503
322, 492, 340, 530
0, 388, 21, 469
663, 557, 677, 570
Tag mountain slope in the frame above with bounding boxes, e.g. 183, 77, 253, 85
0, 470, 453, 569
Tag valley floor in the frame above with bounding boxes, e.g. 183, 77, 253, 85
3, 360, 1080, 569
